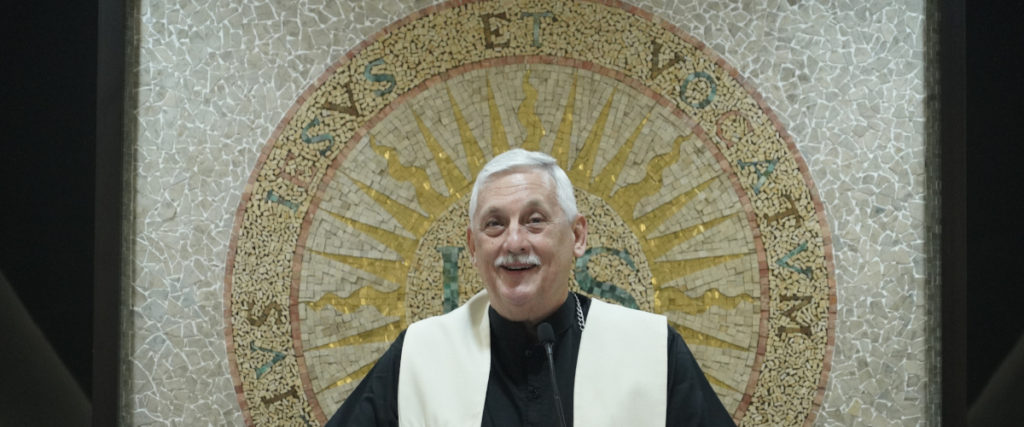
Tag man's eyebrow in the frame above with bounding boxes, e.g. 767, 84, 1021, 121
479, 199, 548, 217
528, 200, 560, 216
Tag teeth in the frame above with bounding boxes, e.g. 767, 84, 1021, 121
503, 265, 534, 270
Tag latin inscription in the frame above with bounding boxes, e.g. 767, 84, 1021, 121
364, 59, 396, 96
776, 294, 813, 337
649, 40, 688, 80
716, 110, 754, 149
436, 246, 464, 313
247, 302, 283, 327
250, 342, 287, 379
574, 247, 639, 308
738, 159, 779, 195
520, 11, 554, 47
777, 241, 813, 279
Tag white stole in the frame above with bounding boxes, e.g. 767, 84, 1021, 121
398, 291, 666, 426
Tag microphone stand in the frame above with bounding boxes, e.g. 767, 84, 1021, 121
537, 323, 568, 427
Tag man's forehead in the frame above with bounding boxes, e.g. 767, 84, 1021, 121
474, 170, 559, 212
478, 168, 553, 193
484, 166, 549, 183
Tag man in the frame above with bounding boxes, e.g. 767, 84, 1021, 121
327, 149, 734, 426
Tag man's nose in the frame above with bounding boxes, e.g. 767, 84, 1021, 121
502, 223, 530, 253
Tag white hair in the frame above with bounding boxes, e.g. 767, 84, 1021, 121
468, 149, 578, 228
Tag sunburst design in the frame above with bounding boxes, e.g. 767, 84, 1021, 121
299, 64, 759, 408
226, 2, 836, 425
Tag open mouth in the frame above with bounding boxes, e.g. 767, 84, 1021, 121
501, 264, 537, 271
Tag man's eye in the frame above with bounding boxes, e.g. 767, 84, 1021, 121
525, 217, 548, 231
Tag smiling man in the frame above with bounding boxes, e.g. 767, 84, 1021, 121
327, 149, 734, 427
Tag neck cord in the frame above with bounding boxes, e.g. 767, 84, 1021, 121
572, 292, 585, 332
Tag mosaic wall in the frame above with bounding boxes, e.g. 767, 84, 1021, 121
128, 0, 933, 425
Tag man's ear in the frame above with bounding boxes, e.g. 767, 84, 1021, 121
466, 226, 476, 259
571, 215, 588, 258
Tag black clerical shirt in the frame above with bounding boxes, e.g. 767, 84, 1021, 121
325, 293, 735, 426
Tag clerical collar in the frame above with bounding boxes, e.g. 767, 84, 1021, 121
488, 292, 578, 345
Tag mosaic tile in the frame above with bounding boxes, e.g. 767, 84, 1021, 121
227, 2, 835, 424
129, 0, 932, 425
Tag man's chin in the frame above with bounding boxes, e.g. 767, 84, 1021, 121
489, 284, 539, 311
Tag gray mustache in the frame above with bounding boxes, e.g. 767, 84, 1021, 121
494, 253, 541, 267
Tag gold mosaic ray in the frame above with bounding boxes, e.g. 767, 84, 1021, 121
445, 85, 486, 177
607, 134, 689, 214
568, 89, 615, 184
670, 320, 750, 353
589, 112, 651, 197
634, 177, 718, 236
551, 73, 577, 171
312, 251, 410, 286
486, 74, 510, 155
319, 360, 376, 393
649, 253, 747, 285
656, 286, 755, 316
347, 173, 434, 236
411, 110, 470, 198
368, 136, 448, 217
305, 287, 405, 317
519, 70, 545, 151
306, 320, 405, 352
644, 214, 737, 260
321, 209, 419, 256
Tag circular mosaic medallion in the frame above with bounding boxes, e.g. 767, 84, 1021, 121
224, 1, 836, 425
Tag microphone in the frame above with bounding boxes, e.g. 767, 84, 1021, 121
537, 323, 568, 427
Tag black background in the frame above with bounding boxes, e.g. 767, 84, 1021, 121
0, 0, 1016, 419
1, 1, 98, 396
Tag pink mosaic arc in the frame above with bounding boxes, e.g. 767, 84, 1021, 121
223, 0, 836, 425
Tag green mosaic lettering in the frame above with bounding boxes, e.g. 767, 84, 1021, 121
776, 241, 813, 279
301, 117, 335, 156
738, 158, 779, 195
436, 246, 464, 313
250, 342, 286, 379
266, 189, 299, 212
520, 11, 554, 47
574, 247, 639, 309
679, 71, 717, 109
364, 58, 396, 96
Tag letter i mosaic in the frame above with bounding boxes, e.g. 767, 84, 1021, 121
224, 1, 836, 425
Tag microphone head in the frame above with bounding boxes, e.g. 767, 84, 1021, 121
537, 322, 556, 346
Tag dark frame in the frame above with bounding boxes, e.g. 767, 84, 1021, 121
940, 0, 966, 425
94, 0, 127, 424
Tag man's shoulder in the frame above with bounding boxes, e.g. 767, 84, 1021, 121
404, 290, 491, 351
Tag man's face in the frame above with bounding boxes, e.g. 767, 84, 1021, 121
466, 169, 587, 324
